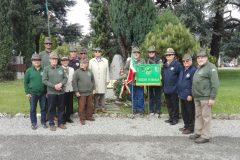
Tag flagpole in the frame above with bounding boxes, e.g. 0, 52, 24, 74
148, 86, 149, 114
131, 80, 133, 114
131, 53, 134, 115
46, 0, 50, 37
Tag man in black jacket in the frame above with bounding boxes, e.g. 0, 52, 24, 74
145, 46, 162, 115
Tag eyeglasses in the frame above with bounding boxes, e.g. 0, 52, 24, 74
165, 54, 174, 57
45, 43, 52, 45
32, 59, 41, 61
148, 52, 155, 54
80, 53, 86, 55
182, 60, 190, 63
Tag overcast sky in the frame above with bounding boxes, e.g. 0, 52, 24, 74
66, 1, 240, 36
66, 0, 90, 35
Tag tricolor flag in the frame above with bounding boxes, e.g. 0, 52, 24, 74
119, 51, 136, 98
126, 51, 136, 84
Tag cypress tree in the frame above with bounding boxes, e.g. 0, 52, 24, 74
109, 0, 156, 61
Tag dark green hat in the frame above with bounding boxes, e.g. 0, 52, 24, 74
182, 54, 192, 60
93, 47, 102, 51
164, 48, 175, 55
49, 52, 59, 59
69, 47, 77, 52
31, 54, 41, 60
148, 46, 156, 52
80, 48, 87, 53
196, 50, 207, 57
60, 55, 69, 61
132, 47, 140, 53
44, 37, 52, 44
80, 58, 89, 63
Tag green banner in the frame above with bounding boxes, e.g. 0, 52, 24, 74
136, 64, 161, 86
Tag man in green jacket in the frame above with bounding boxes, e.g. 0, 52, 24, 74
72, 58, 95, 125
39, 37, 53, 121
42, 52, 68, 131
189, 51, 220, 144
24, 54, 47, 130
39, 37, 52, 69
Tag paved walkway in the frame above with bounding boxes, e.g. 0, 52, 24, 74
0, 117, 240, 160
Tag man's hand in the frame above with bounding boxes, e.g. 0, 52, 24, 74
54, 83, 63, 91
75, 92, 80, 97
187, 96, 192, 102
54, 84, 60, 91
26, 94, 32, 99
208, 99, 215, 107
122, 79, 127, 85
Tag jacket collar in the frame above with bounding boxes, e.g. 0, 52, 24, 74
50, 65, 59, 69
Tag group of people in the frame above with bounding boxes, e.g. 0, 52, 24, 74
24, 37, 109, 131
24, 37, 219, 144
124, 46, 219, 144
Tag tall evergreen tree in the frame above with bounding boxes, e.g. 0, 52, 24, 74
11, 0, 36, 65
0, 0, 13, 79
88, 0, 116, 58
109, 0, 156, 61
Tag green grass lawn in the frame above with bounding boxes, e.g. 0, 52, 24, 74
0, 69, 239, 114
214, 69, 240, 114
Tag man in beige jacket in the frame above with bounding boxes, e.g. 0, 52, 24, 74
89, 47, 109, 113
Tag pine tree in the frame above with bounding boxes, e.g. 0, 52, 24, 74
141, 10, 199, 57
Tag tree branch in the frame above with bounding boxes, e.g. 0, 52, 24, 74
228, 2, 240, 8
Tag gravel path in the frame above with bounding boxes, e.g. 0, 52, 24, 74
1, 117, 240, 160
0, 116, 239, 137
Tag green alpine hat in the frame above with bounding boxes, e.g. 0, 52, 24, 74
182, 54, 192, 60
196, 50, 207, 57
164, 48, 175, 55
148, 46, 156, 52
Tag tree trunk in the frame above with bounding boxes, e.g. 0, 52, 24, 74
210, 0, 225, 62
118, 35, 129, 63
35, 33, 40, 53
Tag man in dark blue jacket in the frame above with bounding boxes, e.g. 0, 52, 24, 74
162, 48, 182, 125
177, 54, 196, 134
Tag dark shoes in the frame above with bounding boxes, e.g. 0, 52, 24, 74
50, 125, 56, 131
41, 124, 48, 129
195, 137, 210, 144
31, 124, 37, 130
189, 134, 201, 140
165, 119, 178, 125
179, 127, 186, 131
58, 124, 67, 129
66, 118, 74, 123
170, 120, 178, 125
182, 129, 193, 134
165, 119, 172, 123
